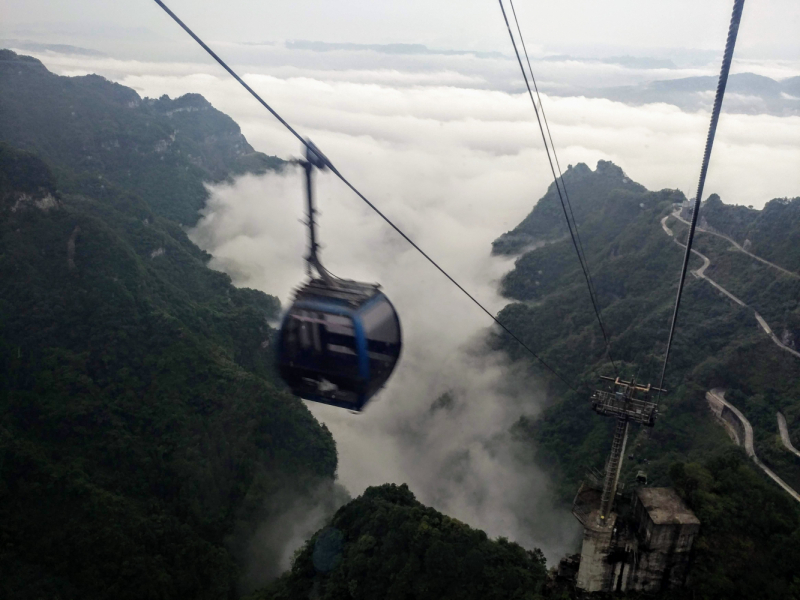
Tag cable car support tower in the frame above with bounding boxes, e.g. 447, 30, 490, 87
591, 377, 664, 523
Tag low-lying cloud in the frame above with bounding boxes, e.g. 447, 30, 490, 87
195, 166, 581, 562
187, 55, 798, 566
19, 49, 800, 573
19, 47, 798, 206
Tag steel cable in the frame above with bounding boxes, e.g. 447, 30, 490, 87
508, 0, 603, 341
152, 0, 576, 391
658, 0, 746, 392
498, 0, 620, 375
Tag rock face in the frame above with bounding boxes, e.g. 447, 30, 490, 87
781, 329, 798, 351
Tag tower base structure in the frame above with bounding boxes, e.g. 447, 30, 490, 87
571, 485, 700, 593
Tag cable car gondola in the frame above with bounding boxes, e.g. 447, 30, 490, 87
276, 142, 402, 411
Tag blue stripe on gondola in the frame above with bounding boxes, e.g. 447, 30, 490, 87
351, 293, 385, 384
351, 311, 369, 384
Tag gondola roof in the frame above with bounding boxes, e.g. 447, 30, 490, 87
293, 277, 383, 309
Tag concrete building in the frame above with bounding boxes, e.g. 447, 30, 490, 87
571, 485, 700, 593
628, 488, 701, 590
560, 378, 701, 593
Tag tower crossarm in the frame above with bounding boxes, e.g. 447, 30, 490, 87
591, 389, 658, 427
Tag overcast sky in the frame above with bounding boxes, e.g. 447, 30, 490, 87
3, 0, 799, 60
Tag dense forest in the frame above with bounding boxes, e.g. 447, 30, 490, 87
0, 49, 283, 225
493, 161, 800, 598
700, 192, 800, 273
255, 484, 549, 600
2, 48, 799, 600
0, 51, 335, 598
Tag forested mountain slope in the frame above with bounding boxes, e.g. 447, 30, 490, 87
0, 49, 283, 225
0, 59, 335, 598
255, 484, 549, 600
3, 47, 798, 600
700, 193, 800, 274
492, 161, 648, 256
494, 161, 800, 599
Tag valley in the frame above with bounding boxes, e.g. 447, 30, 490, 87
1, 46, 799, 600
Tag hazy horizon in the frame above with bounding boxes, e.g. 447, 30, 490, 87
3, 0, 799, 580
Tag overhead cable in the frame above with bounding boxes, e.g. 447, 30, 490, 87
498, 0, 620, 375
658, 0, 746, 391
152, 0, 576, 392
508, 0, 603, 334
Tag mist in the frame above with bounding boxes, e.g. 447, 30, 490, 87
230, 478, 350, 594
181, 52, 797, 567
193, 158, 582, 562
17, 47, 800, 207
13, 46, 800, 574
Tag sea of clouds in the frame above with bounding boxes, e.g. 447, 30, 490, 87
14, 43, 800, 580
27, 43, 800, 206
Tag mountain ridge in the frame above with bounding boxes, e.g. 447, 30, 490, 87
492, 160, 800, 599
0, 49, 284, 225
0, 54, 337, 598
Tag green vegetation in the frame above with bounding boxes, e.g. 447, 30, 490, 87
701, 193, 800, 273
0, 49, 284, 225
3, 47, 799, 600
492, 161, 649, 256
493, 161, 800, 598
0, 55, 334, 597
255, 484, 548, 600
667, 217, 800, 491
669, 448, 800, 600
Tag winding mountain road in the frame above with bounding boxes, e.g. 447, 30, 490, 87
707, 390, 800, 504
671, 211, 800, 281
662, 214, 800, 501
661, 214, 745, 306
754, 313, 800, 360
778, 412, 800, 460
661, 212, 799, 358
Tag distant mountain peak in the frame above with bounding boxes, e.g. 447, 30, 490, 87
0, 50, 285, 224
492, 160, 666, 255
595, 159, 625, 177
0, 48, 47, 71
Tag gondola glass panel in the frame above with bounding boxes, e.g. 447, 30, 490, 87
277, 283, 401, 411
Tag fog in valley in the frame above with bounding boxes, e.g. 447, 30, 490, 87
4, 0, 799, 580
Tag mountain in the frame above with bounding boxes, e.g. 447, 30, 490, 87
784, 76, 800, 98
546, 73, 800, 117
492, 160, 649, 256
254, 484, 548, 600
286, 40, 505, 59
0, 54, 336, 599
0, 40, 107, 57
700, 193, 800, 273
541, 55, 678, 70
0, 49, 284, 225
3, 47, 799, 600
492, 161, 800, 598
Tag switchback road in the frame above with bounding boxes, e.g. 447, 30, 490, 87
707, 390, 800, 504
